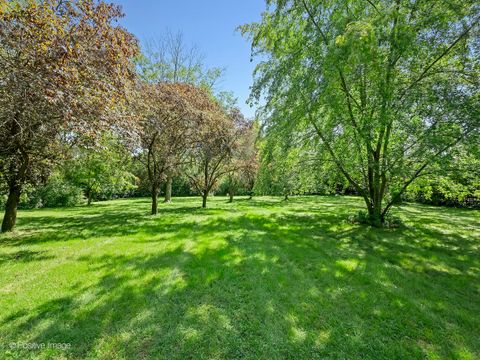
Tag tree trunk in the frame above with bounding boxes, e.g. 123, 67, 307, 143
151, 184, 159, 215
228, 190, 234, 203
366, 198, 384, 227
87, 189, 93, 206
1, 184, 21, 232
247, 180, 254, 200
284, 194, 289, 201
164, 176, 172, 203
202, 191, 208, 208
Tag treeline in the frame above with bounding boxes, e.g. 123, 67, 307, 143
1, 1, 479, 232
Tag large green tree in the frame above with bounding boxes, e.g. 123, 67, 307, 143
242, 0, 479, 225
255, 120, 319, 198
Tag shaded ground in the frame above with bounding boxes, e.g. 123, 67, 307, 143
0, 196, 478, 359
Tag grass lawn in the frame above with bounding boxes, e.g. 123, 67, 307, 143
0, 196, 479, 359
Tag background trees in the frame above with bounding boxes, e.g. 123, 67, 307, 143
136, 30, 224, 88
222, 120, 259, 202
134, 30, 230, 205
136, 82, 203, 215
241, 0, 480, 225
184, 106, 246, 208
236, 120, 259, 200
0, 0, 477, 231
405, 145, 480, 206
0, 0, 138, 231
63, 136, 137, 206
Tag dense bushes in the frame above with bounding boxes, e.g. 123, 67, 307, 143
24, 177, 85, 208
0, 176, 85, 210
403, 154, 480, 209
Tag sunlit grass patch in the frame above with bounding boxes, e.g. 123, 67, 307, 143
0, 196, 478, 359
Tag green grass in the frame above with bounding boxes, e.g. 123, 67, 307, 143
0, 196, 479, 359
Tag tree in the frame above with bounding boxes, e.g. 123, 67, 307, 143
239, 120, 259, 200
225, 119, 259, 202
225, 172, 242, 203
405, 144, 480, 206
186, 108, 247, 208
241, 0, 480, 226
0, 0, 138, 232
136, 30, 224, 88
256, 135, 315, 200
135, 30, 226, 204
136, 82, 216, 214
64, 136, 137, 205
163, 172, 174, 203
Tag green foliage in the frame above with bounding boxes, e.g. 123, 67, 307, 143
405, 149, 480, 207
63, 136, 137, 204
242, 0, 480, 223
0, 174, 85, 210
23, 175, 84, 208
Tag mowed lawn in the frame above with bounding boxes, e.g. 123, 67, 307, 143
0, 196, 479, 360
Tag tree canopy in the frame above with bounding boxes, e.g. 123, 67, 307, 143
0, 0, 138, 231
241, 0, 480, 225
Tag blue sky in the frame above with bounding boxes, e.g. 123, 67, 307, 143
113, 0, 266, 118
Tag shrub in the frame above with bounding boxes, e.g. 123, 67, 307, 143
23, 178, 84, 208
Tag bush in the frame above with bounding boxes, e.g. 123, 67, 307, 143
23, 178, 84, 208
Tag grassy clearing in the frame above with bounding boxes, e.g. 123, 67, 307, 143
0, 196, 479, 359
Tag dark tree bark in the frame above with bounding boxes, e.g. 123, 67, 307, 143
228, 190, 234, 203
86, 189, 93, 206
164, 176, 172, 203
151, 183, 159, 215
2, 148, 28, 233
1, 183, 21, 232
366, 199, 384, 227
247, 183, 254, 200
202, 191, 208, 208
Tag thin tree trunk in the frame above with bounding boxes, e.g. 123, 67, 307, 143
164, 176, 172, 203
202, 161, 209, 208
248, 180, 254, 200
1, 184, 21, 232
151, 184, 159, 215
87, 189, 93, 206
228, 190, 234, 203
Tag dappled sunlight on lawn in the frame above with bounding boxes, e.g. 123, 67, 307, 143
0, 196, 478, 359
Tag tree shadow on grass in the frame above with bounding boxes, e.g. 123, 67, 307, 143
1, 202, 227, 247
1, 203, 479, 359
0, 249, 54, 265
